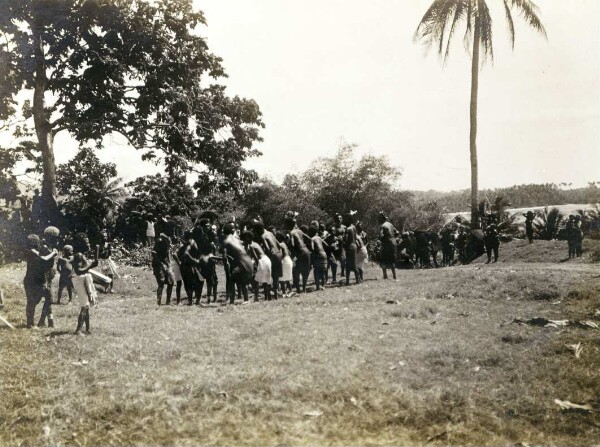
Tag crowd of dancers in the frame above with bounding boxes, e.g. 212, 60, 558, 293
150, 211, 371, 306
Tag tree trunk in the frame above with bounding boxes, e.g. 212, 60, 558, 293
469, 20, 480, 230
32, 20, 58, 227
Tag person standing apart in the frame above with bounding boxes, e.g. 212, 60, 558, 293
524, 211, 535, 244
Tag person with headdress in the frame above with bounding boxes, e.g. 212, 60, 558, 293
342, 211, 360, 285
308, 224, 328, 290
253, 218, 283, 299
283, 211, 312, 294
378, 212, 397, 279
524, 211, 535, 244
152, 233, 175, 305
355, 221, 368, 282
56, 244, 74, 304
23, 234, 58, 328
333, 213, 347, 277
223, 223, 253, 303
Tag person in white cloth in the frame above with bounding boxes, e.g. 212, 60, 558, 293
241, 230, 272, 302
276, 231, 294, 297
71, 235, 98, 335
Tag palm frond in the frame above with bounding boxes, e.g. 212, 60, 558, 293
444, 1, 468, 61
502, 0, 516, 48
415, 0, 469, 61
478, 0, 494, 62
507, 0, 547, 39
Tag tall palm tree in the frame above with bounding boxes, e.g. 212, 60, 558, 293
415, 0, 546, 229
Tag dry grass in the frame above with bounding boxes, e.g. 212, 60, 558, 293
1, 240, 599, 446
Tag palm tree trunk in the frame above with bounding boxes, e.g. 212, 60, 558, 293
33, 21, 58, 226
469, 20, 480, 229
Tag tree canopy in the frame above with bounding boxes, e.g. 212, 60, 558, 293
0, 0, 264, 224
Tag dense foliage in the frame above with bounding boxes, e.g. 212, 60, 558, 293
0, 0, 263, 224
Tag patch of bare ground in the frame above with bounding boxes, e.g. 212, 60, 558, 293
0, 241, 598, 446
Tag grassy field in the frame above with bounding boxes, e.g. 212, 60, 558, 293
1, 239, 599, 446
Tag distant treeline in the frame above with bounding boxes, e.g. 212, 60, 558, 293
411, 183, 600, 213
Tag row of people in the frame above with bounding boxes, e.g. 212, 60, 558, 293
151, 212, 370, 305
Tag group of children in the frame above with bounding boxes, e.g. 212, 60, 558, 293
23, 227, 114, 334
151, 212, 370, 305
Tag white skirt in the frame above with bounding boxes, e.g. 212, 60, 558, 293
72, 274, 97, 307
99, 258, 120, 278
281, 256, 293, 282
171, 260, 182, 282
254, 256, 272, 285
356, 246, 368, 269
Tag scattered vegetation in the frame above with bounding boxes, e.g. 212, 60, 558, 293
0, 240, 598, 446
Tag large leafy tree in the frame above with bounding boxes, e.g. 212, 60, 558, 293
415, 0, 546, 228
125, 173, 197, 218
0, 0, 263, 226
56, 147, 126, 233
302, 143, 402, 233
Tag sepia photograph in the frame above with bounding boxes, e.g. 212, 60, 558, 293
0, 1, 599, 445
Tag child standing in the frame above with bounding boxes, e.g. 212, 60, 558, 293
56, 245, 74, 304
276, 232, 293, 297
71, 236, 98, 335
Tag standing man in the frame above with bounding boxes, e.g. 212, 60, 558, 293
524, 211, 535, 244
38, 226, 60, 327
284, 211, 312, 294
253, 219, 283, 299
378, 212, 397, 279
23, 234, 57, 328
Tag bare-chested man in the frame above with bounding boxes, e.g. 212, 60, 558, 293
284, 211, 312, 294
252, 220, 283, 299
223, 223, 253, 303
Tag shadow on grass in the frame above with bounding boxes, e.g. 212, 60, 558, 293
48, 329, 76, 338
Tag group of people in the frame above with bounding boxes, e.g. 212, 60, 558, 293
150, 211, 370, 305
26, 206, 587, 331
23, 227, 116, 333
565, 214, 584, 258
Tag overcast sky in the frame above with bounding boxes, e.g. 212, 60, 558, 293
52, 0, 599, 191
